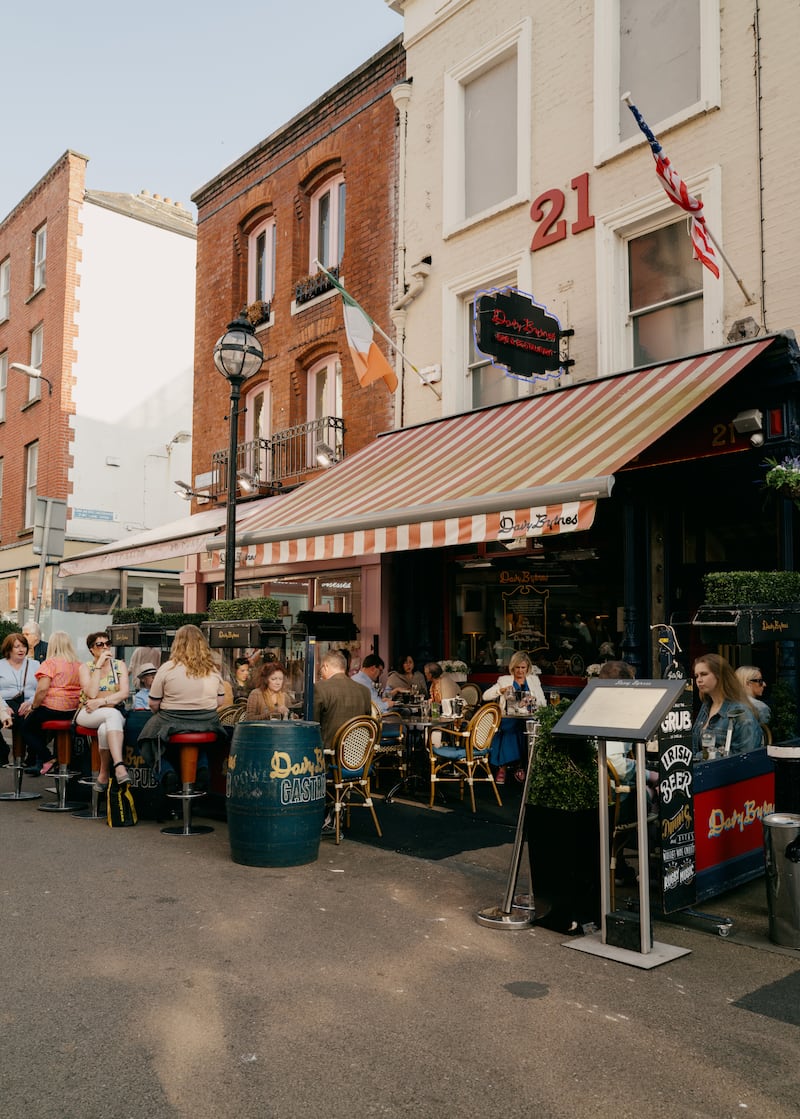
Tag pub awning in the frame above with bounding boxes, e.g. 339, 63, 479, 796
208, 337, 773, 567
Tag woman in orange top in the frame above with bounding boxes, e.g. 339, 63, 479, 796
22, 631, 82, 775
245, 663, 293, 720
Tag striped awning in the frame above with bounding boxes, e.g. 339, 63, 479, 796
207, 338, 773, 567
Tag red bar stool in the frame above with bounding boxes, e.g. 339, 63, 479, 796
161, 731, 216, 836
38, 720, 82, 813
0, 722, 41, 802
72, 726, 105, 820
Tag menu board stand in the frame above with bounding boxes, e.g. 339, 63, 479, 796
551, 679, 691, 969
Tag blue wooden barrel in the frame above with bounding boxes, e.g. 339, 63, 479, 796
227, 720, 326, 867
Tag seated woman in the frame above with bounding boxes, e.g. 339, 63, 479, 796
693, 653, 763, 757
735, 665, 770, 727
244, 662, 293, 720
77, 631, 131, 789
0, 632, 38, 767
137, 625, 226, 792
23, 631, 82, 775
232, 656, 253, 703
386, 654, 427, 698
482, 651, 546, 784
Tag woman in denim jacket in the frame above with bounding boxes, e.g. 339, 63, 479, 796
692, 653, 763, 758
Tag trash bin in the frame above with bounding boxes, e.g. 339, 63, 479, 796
226, 720, 326, 867
768, 742, 800, 814
762, 812, 800, 949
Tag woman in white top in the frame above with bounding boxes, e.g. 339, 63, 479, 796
78, 631, 131, 789
483, 651, 546, 784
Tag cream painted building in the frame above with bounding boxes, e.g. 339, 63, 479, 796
388, 0, 798, 422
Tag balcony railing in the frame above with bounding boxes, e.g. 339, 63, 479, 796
210, 417, 345, 498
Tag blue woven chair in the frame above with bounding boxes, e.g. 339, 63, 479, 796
326, 715, 382, 844
429, 702, 502, 812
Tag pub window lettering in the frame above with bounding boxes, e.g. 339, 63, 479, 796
530, 172, 594, 252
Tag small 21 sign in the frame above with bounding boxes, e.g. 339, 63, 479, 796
474, 287, 573, 380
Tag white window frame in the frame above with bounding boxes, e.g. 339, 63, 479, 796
33, 225, 47, 292
441, 249, 536, 415
442, 19, 531, 238
0, 351, 6, 423
0, 258, 9, 321
244, 381, 272, 474
309, 176, 346, 272
595, 164, 723, 375
593, 0, 720, 165
307, 356, 343, 466
28, 324, 43, 403
25, 442, 38, 528
247, 217, 276, 310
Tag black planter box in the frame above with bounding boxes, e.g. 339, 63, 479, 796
692, 605, 800, 644
108, 623, 169, 647
295, 611, 359, 640
202, 621, 286, 649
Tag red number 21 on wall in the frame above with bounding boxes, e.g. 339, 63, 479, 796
530, 172, 594, 252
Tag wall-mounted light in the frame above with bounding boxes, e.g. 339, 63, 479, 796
174, 479, 213, 503
10, 361, 53, 395
732, 408, 764, 447
237, 470, 259, 494
166, 430, 192, 453
315, 441, 338, 468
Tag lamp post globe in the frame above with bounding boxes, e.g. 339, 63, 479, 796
214, 315, 264, 603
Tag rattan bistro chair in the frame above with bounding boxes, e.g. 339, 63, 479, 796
458, 682, 482, 714
327, 715, 382, 845
370, 703, 407, 790
606, 758, 659, 910
429, 702, 502, 812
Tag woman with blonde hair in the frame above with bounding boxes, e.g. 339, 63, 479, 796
78, 631, 131, 790
482, 651, 546, 783
22, 631, 82, 775
137, 625, 226, 790
693, 653, 762, 757
735, 665, 770, 726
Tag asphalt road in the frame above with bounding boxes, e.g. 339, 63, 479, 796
1, 768, 799, 1119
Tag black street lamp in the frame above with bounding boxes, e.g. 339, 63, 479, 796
213, 315, 264, 601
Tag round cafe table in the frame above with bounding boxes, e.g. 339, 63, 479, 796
386, 711, 459, 803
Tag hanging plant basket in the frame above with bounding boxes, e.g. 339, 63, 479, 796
763, 457, 800, 505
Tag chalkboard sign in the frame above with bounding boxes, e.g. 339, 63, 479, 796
651, 682, 696, 914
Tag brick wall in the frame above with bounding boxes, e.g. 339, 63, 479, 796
191, 39, 406, 498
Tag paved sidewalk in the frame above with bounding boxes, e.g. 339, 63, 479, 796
2, 766, 799, 1119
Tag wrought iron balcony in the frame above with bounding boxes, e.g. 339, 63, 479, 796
210, 416, 345, 498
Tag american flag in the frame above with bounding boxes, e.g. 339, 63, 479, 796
625, 98, 720, 279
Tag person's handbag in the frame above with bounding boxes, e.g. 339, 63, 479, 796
107, 778, 138, 827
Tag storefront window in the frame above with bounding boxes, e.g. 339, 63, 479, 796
451, 544, 622, 678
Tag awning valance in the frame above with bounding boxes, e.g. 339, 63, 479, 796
208, 337, 773, 567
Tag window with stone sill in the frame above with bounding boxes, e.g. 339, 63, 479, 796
248, 217, 276, 308
33, 225, 46, 293
0, 351, 6, 423
25, 441, 38, 528
0, 258, 9, 321
309, 175, 345, 273
27, 324, 43, 403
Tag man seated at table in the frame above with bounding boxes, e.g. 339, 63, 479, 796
352, 654, 393, 713
424, 662, 460, 704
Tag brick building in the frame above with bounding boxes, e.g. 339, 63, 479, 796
0, 151, 196, 642
178, 38, 406, 624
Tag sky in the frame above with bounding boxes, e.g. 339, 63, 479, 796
1, 0, 403, 221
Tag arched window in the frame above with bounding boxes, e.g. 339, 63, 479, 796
248, 217, 276, 305
309, 175, 345, 271
307, 356, 343, 468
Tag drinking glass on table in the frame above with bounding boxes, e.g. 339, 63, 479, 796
549, 690, 561, 707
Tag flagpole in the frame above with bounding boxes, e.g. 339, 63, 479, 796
314, 260, 442, 400
621, 94, 756, 305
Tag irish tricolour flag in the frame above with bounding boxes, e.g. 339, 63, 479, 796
315, 263, 398, 392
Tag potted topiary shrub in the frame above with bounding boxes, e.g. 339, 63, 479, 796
526, 700, 601, 935
203, 597, 283, 647
693, 571, 800, 644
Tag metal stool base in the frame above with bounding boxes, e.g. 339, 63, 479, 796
161, 786, 213, 836
0, 762, 41, 801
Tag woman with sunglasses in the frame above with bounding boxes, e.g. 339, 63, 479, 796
77, 632, 131, 789
735, 665, 771, 727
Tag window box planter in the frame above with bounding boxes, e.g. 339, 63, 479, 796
202, 621, 286, 650
692, 606, 800, 645
108, 623, 168, 648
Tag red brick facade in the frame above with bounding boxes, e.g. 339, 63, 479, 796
190, 39, 405, 505
0, 152, 84, 543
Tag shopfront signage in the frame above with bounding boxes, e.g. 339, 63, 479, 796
653, 686, 696, 914
474, 287, 573, 380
